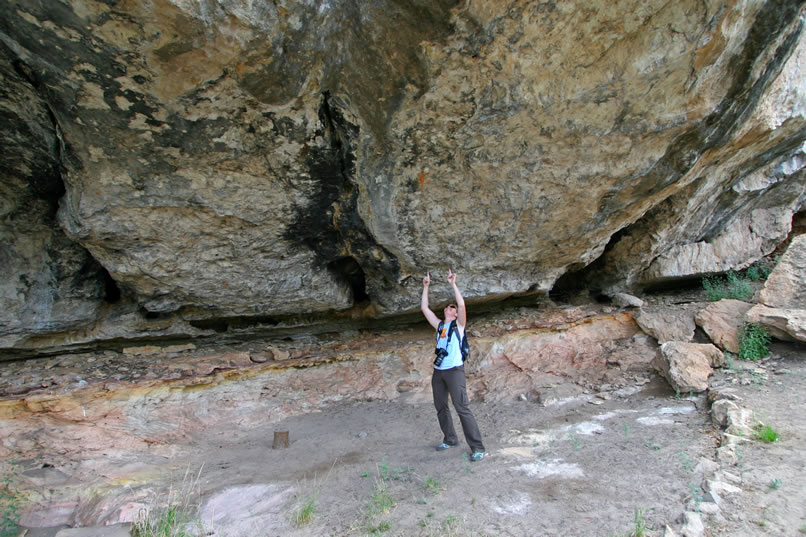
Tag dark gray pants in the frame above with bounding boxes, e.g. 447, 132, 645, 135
431, 366, 485, 452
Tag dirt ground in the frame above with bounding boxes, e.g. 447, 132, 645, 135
77, 340, 798, 537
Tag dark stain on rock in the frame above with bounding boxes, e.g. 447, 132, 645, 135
284, 93, 400, 306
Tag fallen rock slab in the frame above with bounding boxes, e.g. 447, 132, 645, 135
654, 342, 724, 393
748, 234, 806, 342
759, 234, 806, 309
695, 300, 753, 353
635, 306, 698, 344
746, 304, 806, 342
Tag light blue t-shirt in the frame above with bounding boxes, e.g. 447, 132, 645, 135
434, 322, 464, 370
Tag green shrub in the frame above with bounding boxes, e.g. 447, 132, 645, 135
702, 271, 754, 301
738, 323, 771, 361
745, 257, 778, 282
756, 424, 780, 443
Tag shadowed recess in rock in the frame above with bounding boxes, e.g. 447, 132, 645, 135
284, 92, 401, 307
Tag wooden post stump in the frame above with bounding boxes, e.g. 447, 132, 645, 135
273, 431, 289, 449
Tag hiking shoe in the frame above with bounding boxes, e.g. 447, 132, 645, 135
470, 451, 488, 462
436, 443, 457, 451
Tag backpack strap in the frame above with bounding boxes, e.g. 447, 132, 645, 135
446, 320, 457, 344
436, 320, 460, 345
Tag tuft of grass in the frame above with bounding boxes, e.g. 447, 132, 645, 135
367, 519, 392, 535
768, 479, 782, 490
290, 461, 335, 528
631, 508, 648, 537
0, 463, 21, 537
442, 515, 458, 530
132, 506, 194, 537
292, 495, 316, 527
424, 476, 441, 494
755, 424, 780, 443
378, 460, 411, 482
702, 271, 753, 302
738, 323, 771, 361
132, 466, 203, 537
369, 479, 395, 516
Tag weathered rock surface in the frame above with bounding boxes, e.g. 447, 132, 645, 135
654, 342, 724, 393
635, 305, 699, 344
695, 299, 754, 353
746, 233, 806, 341
1, 0, 806, 353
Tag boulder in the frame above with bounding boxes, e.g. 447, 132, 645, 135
610, 293, 644, 308
711, 399, 739, 428
680, 511, 705, 537
747, 234, 806, 342
746, 305, 806, 342
654, 342, 724, 393
635, 306, 697, 344
695, 300, 754, 353
759, 234, 806, 309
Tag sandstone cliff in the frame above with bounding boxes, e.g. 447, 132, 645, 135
1, 0, 805, 355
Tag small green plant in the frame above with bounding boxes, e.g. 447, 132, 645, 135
0, 463, 21, 537
568, 432, 582, 451
631, 508, 647, 537
702, 271, 753, 301
644, 440, 661, 451
132, 466, 203, 537
624, 424, 630, 440
378, 460, 411, 482
768, 479, 782, 490
738, 323, 771, 361
688, 484, 704, 512
292, 495, 316, 527
799, 523, 806, 534
132, 505, 195, 537
370, 480, 395, 515
724, 353, 735, 370
745, 257, 777, 281
755, 424, 780, 443
424, 476, 441, 494
678, 452, 694, 473
367, 520, 392, 535
442, 515, 458, 530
